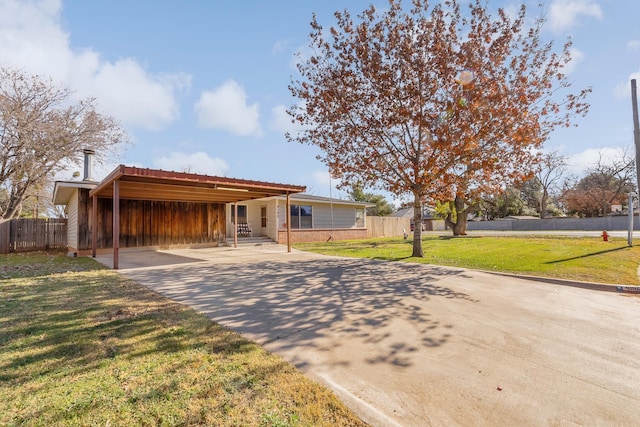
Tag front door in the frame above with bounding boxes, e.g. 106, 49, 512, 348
260, 205, 268, 236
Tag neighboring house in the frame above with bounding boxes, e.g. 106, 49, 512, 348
391, 207, 444, 231
226, 193, 374, 244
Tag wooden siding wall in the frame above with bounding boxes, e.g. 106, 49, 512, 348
77, 189, 92, 250
67, 189, 79, 251
91, 199, 226, 249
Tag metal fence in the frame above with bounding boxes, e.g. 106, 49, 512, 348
0, 218, 67, 254
466, 215, 640, 232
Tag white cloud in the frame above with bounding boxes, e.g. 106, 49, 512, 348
0, 0, 70, 79
195, 80, 263, 137
312, 169, 331, 187
269, 104, 294, 134
565, 146, 630, 175
547, 0, 603, 32
307, 169, 349, 198
153, 151, 229, 176
0, 0, 188, 131
51, 157, 124, 183
290, 45, 313, 71
272, 40, 290, 54
613, 69, 640, 99
628, 40, 640, 51
561, 47, 584, 75
76, 59, 190, 131
274, 100, 314, 138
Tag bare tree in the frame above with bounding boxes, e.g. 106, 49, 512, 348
561, 150, 636, 217
522, 151, 567, 217
0, 67, 128, 219
288, 0, 590, 255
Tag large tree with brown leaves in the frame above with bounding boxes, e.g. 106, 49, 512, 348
288, 0, 590, 256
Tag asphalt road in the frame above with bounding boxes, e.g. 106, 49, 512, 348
100, 245, 640, 426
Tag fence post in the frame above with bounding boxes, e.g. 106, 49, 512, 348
0, 220, 9, 254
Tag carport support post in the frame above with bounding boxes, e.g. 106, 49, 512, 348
113, 180, 120, 269
233, 202, 238, 248
91, 194, 97, 257
286, 192, 292, 252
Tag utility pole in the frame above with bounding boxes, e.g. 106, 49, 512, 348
631, 79, 640, 245
632, 79, 640, 197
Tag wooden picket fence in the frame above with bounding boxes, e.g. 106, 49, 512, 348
0, 218, 67, 254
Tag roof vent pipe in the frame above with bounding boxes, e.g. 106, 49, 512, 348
83, 148, 95, 181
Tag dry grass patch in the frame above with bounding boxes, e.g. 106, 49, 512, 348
0, 253, 366, 426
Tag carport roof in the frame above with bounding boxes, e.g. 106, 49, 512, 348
88, 165, 306, 203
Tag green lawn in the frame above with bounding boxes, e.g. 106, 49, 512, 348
294, 235, 640, 285
3, 236, 636, 425
0, 253, 366, 427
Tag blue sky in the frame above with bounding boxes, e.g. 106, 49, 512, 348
1, 0, 639, 200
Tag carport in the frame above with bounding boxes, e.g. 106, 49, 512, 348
88, 165, 305, 269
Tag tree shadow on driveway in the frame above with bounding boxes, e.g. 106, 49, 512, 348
123, 256, 478, 370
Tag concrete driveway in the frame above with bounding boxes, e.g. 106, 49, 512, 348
99, 245, 640, 426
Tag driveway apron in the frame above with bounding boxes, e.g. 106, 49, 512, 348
103, 245, 640, 426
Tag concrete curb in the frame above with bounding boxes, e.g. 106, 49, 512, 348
484, 270, 640, 294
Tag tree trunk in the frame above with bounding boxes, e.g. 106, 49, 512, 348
2, 198, 22, 219
540, 188, 549, 218
444, 194, 470, 236
412, 192, 424, 257
450, 215, 468, 236
3, 184, 29, 219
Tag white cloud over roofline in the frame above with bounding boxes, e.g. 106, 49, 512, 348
153, 151, 229, 176
0, 0, 188, 131
195, 80, 263, 137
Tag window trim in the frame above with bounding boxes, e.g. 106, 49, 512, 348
355, 207, 365, 228
290, 204, 313, 229
231, 204, 248, 224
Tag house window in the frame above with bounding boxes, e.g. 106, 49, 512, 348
355, 208, 365, 227
290, 204, 312, 229
231, 205, 247, 223
260, 206, 267, 228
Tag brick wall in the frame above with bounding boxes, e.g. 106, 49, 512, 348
277, 228, 368, 243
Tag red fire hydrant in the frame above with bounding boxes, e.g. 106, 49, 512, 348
602, 230, 608, 242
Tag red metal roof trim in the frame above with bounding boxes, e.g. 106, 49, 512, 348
89, 165, 306, 197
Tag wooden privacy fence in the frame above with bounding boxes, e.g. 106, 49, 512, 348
0, 218, 67, 254
366, 216, 411, 238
